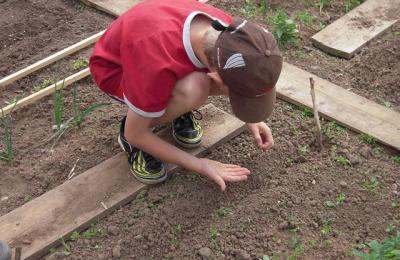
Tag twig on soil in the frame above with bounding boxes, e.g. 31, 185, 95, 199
100, 202, 108, 210
309, 77, 323, 151
67, 159, 80, 180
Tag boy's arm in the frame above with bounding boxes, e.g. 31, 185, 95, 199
124, 109, 250, 191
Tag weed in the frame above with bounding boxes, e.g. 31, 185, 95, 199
70, 231, 81, 241
383, 101, 393, 108
323, 200, 336, 208
372, 146, 384, 156
241, 0, 258, 19
210, 225, 220, 242
212, 207, 232, 219
322, 121, 347, 139
170, 224, 182, 245
33, 79, 55, 92
260, 0, 269, 16
81, 224, 105, 239
392, 201, 399, 209
344, 0, 365, 13
352, 232, 400, 259
298, 145, 308, 155
336, 193, 346, 205
392, 155, 400, 164
267, 10, 299, 47
335, 155, 351, 167
59, 238, 72, 256
359, 133, 377, 146
320, 219, 333, 237
72, 59, 88, 71
296, 11, 314, 25
135, 190, 148, 203
385, 224, 396, 235
363, 176, 379, 192
300, 107, 313, 118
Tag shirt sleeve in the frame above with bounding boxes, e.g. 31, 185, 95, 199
120, 33, 178, 118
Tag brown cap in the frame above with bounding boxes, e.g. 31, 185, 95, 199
212, 18, 283, 123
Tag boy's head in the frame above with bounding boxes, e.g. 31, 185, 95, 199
206, 18, 283, 123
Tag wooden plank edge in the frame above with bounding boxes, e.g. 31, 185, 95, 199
0, 68, 90, 118
80, 0, 124, 17
2, 104, 245, 260
0, 31, 104, 90
276, 92, 400, 150
311, 21, 396, 59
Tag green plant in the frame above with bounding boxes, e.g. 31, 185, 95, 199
267, 10, 299, 47
344, 0, 365, 13
59, 238, 72, 256
373, 146, 384, 156
296, 11, 314, 25
392, 155, 400, 164
324, 200, 336, 208
320, 219, 333, 236
33, 78, 55, 92
241, 0, 258, 19
72, 59, 88, 70
335, 155, 351, 167
70, 231, 81, 241
260, 0, 269, 16
336, 193, 346, 205
317, 0, 334, 13
0, 98, 20, 163
298, 145, 308, 155
359, 133, 377, 146
300, 107, 313, 118
392, 201, 399, 209
53, 81, 64, 132
210, 225, 220, 242
363, 176, 379, 192
322, 121, 347, 139
212, 207, 232, 219
352, 232, 400, 259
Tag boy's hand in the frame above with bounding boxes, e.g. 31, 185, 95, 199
246, 122, 274, 150
199, 158, 250, 191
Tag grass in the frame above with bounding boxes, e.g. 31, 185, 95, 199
336, 193, 346, 205
212, 206, 232, 219
210, 225, 220, 242
69, 224, 105, 242
322, 121, 347, 140
267, 9, 299, 47
0, 98, 20, 163
317, 0, 334, 13
352, 232, 400, 259
241, 0, 258, 19
50, 85, 109, 147
53, 81, 64, 132
320, 219, 334, 237
391, 155, 400, 164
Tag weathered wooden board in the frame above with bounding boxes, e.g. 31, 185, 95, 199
0, 104, 246, 260
80, 0, 141, 16
277, 63, 400, 150
311, 0, 400, 59
80, 0, 209, 17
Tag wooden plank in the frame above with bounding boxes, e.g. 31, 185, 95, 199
0, 68, 90, 118
311, 0, 400, 59
277, 62, 400, 150
0, 31, 104, 91
0, 104, 246, 260
80, 0, 141, 17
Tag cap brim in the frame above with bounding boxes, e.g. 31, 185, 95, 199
228, 87, 276, 123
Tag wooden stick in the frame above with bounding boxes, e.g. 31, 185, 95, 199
309, 77, 323, 151
15, 247, 22, 260
0, 68, 90, 118
0, 30, 104, 91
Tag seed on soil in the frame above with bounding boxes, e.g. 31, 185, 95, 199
198, 247, 212, 259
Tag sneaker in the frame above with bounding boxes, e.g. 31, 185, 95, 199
0, 240, 11, 260
118, 117, 167, 184
172, 111, 203, 148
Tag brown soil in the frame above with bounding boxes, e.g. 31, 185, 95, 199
0, 0, 399, 259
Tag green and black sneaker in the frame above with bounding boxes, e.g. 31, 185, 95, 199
172, 111, 203, 148
118, 117, 167, 184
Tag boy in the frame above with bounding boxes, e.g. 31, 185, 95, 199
89, 0, 283, 191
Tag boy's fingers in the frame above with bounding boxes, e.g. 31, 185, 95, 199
224, 175, 248, 182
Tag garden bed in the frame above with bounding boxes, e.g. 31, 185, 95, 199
0, 0, 399, 259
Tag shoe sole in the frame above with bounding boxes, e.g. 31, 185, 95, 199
118, 135, 168, 184
172, 133, 202, 149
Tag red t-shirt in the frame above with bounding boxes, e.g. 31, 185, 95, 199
90, 0, 231, 117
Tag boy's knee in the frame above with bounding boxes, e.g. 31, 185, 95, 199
173, 72, 210, 107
